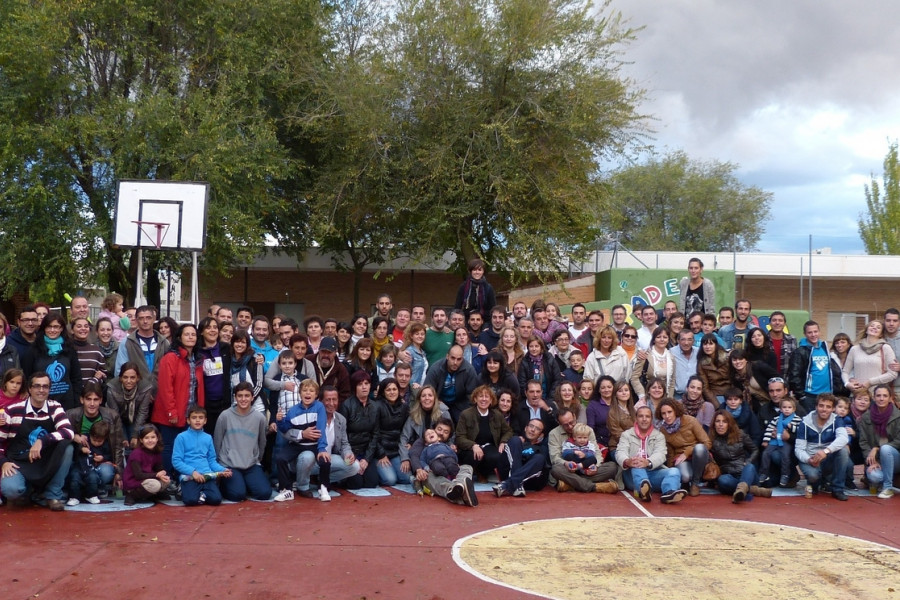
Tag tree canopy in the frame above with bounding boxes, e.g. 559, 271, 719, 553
0, 0, 647, 306
858, 141, 900, 255
0, 0, 323, 304
603, 150, 772, 252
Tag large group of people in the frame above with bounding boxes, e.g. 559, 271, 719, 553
1, 257, 898, 511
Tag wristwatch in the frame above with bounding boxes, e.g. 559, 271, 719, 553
823, 448, 831, 455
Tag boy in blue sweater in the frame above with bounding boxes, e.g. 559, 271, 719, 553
273, 380, 331, 502
172, 405, 232, 506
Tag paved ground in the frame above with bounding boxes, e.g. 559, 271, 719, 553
2, 486, 898, 600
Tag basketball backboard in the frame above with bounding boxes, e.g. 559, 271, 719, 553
113, 180, 209, 251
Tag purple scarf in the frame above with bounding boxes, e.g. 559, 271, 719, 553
870, 402, 894, 438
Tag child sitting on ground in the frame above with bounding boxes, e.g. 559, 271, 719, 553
419, 428, 460, 479
66, 420, 116, 506
759, 396, 802, 487
123, 424, 172, 505
561, 423, 601, 476
172, 405, 232, 506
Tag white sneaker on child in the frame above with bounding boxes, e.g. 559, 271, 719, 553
198, 492, 207, 505
66, 498, 80, 506
273, 489, 294, 502
318, 485, 331, 502
85, 496, 101, 505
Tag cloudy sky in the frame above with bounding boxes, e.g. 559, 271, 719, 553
610, 0, 900, 254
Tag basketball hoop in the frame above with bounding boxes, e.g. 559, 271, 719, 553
132, 220, 171, 249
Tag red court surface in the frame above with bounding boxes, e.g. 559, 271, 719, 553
2, 488, 898, 600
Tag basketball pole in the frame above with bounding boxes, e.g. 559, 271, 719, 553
191, 251, 200, 323
135, 248, 145, 307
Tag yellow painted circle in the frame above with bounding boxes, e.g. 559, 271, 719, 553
454, 517, 900, 600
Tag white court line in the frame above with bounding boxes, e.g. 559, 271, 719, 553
620, 488, 655, 518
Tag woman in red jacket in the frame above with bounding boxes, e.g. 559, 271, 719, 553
151, 323, 205, 479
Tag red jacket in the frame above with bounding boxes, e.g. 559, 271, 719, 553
150, 348, 205, 428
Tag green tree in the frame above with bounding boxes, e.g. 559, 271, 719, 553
859, 141, 900, 254
374, 0, 645, 280
604, 150, 772, 251
0, 0, 323, 304
300, 0, 406, 312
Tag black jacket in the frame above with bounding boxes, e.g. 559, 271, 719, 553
375, 399, 409, 460
787, 342, 846, 398
339, 396, 379, 463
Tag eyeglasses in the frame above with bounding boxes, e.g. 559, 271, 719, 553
622, 334, 637, 339
30, 384, 50, 390
525, 423, 544, 432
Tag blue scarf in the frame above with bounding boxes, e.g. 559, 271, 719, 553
726, 403, 743, 419
772, 413, 794, 447
44, 335, 63, 356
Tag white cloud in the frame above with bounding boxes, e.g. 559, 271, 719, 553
610, 0, 900, 253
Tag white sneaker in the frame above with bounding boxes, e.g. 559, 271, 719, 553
66, 498, 80, 506
318, 485, 331, 502
878, 488, 895, 499
85, 496, 101, 505
273, 489, 294, 502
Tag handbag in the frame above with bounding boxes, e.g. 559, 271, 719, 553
702, 457, 721, 481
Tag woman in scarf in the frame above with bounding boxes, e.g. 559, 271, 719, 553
229, 330, 265, 413
95, 317, 119, 379
656, 397, 711, 497
857, 384, 900, 499
681, 375, 716, 430
106, 361, 154, 446
21, 313, 82, 410
842, 320, 898, 395
454, 258, 497, 324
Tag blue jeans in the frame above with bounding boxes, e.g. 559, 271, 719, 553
625, 466, 681, 494
676, 444, 709, 485
157, 424, 186, 478
760, 442, 793, 479
717, 463, 759, 495
181, 479, 223, 506
1, 443, 74, 502
798, 447, 850, 493
220, 464, 272, 501
297, 452, 360, 488
867, 445, 900, 491
376, 455, 411, 486
67, 462, 116, 499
